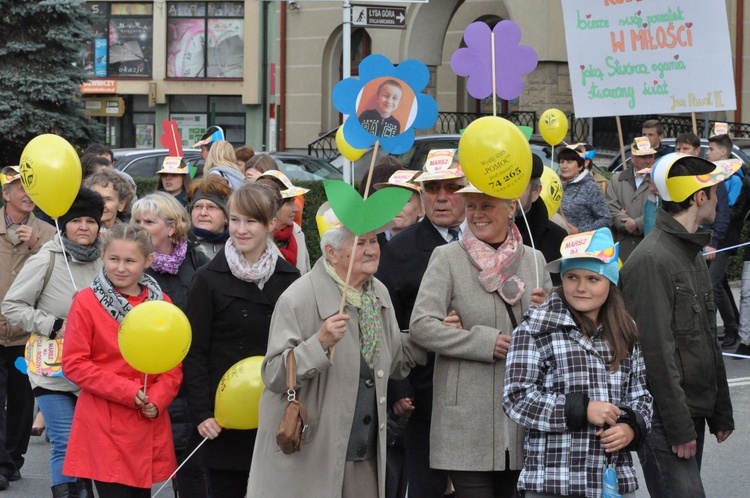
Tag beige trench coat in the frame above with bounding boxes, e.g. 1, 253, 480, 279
247, 258, 426, 498
410, 241, 552, 472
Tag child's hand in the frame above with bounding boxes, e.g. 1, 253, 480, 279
141, 402, 159, 418
597, 423, 634, 452
134, 389, 148, 407
442, 310, 462, 330
586, 400, 621, 428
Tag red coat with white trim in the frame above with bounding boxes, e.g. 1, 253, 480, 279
62, 287, 182, 488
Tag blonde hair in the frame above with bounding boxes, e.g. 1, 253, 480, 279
204, 141, 241, 174
102, 224, 154, 257
131, 192, 191, 243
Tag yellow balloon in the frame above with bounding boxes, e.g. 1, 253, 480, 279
336, 127, 366, 161
540, 166, 563, 219
19, 135, 82, 218
539, 109, 569, 146
458, 116, 532, 199
118, 301, 192, 374
215, 356, 265, 430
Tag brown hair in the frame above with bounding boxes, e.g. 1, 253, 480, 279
227, 183, 277, 228
234, 146, 255, 163
642, 119, 664, 135
358, 156, 402, 197
244, 154, 276, 175
186, 174, 233, 204
557, 284, 638, 373
254, 178, 283, 212
101, 224, 154, 258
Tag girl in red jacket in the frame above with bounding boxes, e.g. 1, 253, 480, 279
62, 224, 182, 498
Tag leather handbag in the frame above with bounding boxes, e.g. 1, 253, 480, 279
276, 349, 308, 454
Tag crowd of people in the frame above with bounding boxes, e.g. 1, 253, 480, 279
0, 119, 741, 498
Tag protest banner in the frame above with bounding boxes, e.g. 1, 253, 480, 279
561, 0, 736, 118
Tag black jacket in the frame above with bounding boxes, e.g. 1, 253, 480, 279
376, 216, 449, 422
183, 250, 300, 470
516, 199, 568, 285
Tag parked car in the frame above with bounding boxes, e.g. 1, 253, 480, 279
113, 148, 204, 178
262, 153, 343, 181
607, 137, 750, 172
331, 133, 559, 181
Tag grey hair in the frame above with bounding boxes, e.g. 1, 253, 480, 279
529, 177, 542, 191
320, 226, 355, 255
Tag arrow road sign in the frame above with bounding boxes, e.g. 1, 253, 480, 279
352, 4, 406, 29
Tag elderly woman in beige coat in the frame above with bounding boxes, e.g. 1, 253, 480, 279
247, 227, 426, 498
410, 184, 553, 498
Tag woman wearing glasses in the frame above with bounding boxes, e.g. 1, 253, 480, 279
187, 175, 233, 260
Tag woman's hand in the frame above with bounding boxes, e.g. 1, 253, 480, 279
442, 310, 462, 330
134, 389, 148, 407
141, 402, 159, 418
530, 288, 547, 306
597, 423, 634, 452
493, 333, 511, 360
587, 401, 621, 428
316, 313, 350, 351
198, 417, 223, 440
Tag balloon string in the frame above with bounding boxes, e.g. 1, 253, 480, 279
143, 373, 148, 397
517, 200, 539, 289
54, 219, 79, 293
491, 30, 497, 117
151, 437, 209, 497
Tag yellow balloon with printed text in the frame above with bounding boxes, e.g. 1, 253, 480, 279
19, 135, 82, 218
540, 166, 563, 219
539, 109, 568, 146
458, 116, 532, 199
215, 356, 265, 430
336, 127, 366, 161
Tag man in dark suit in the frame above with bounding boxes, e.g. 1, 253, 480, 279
515, 154, 568, 285
376, 152, 466, 498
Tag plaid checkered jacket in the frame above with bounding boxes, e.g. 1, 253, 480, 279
503, 292, 652, 498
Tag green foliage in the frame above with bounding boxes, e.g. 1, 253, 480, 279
0, 0, 104, 165
134, 176, 159, 196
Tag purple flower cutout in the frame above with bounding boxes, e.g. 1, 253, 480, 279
450, 20, 538, 101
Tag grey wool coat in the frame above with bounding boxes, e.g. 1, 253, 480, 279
410, 241, 552, 472
247, 258, 426, 498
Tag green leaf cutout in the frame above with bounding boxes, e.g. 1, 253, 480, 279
518, 125, 533, 141
323, 180, 412, 236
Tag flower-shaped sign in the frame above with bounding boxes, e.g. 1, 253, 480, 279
450, 20, 538, 101
333, 54, 438, 154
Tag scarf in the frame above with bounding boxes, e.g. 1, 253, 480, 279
151, 239, 188, 275
61, 235, 101, 263
224, 238, 280, 289
463, 221, 526, 305
273, 224, 298, 266
90, 270, 163, 323
192, 226, 230, 243
324, 259, 382, 368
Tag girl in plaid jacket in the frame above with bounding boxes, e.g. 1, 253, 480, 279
503, 228, 652, 498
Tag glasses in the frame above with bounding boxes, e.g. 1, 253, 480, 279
192, 203, 221, 213
422, 182, 463, 195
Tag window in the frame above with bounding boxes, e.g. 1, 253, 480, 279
167, 2, 245, 78
83, 3, 154, 78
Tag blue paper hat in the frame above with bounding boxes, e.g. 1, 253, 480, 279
545, 228, 619, 285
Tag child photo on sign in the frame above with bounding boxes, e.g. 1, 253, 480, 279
357, 76, 416, 138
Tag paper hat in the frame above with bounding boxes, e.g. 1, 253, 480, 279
713, 122, 729, 136
416, 149, 465, 182
315, 201, 344, 237
454, 183, 485, 195
545, 228, 620, 285
373, 169, 421, 193
0, 166, 21, 186
651, 153, 741, 202
258, 170, 310, 198
569, 143, 596, 161
156, 156, 189, 175
631, 136, 657, 156
557, 146, 585, 164
192, 126, 225, 148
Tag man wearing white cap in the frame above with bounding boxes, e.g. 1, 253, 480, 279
620, 154, 738, 497
605, 137, 655, 262
0, 167, 55, 489
376, 150, 465, 498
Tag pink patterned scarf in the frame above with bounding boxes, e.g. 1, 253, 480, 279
462, 222, 526, 305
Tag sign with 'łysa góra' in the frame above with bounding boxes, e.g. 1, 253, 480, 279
352, 5, 406, 29
561, 0, 736, 118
